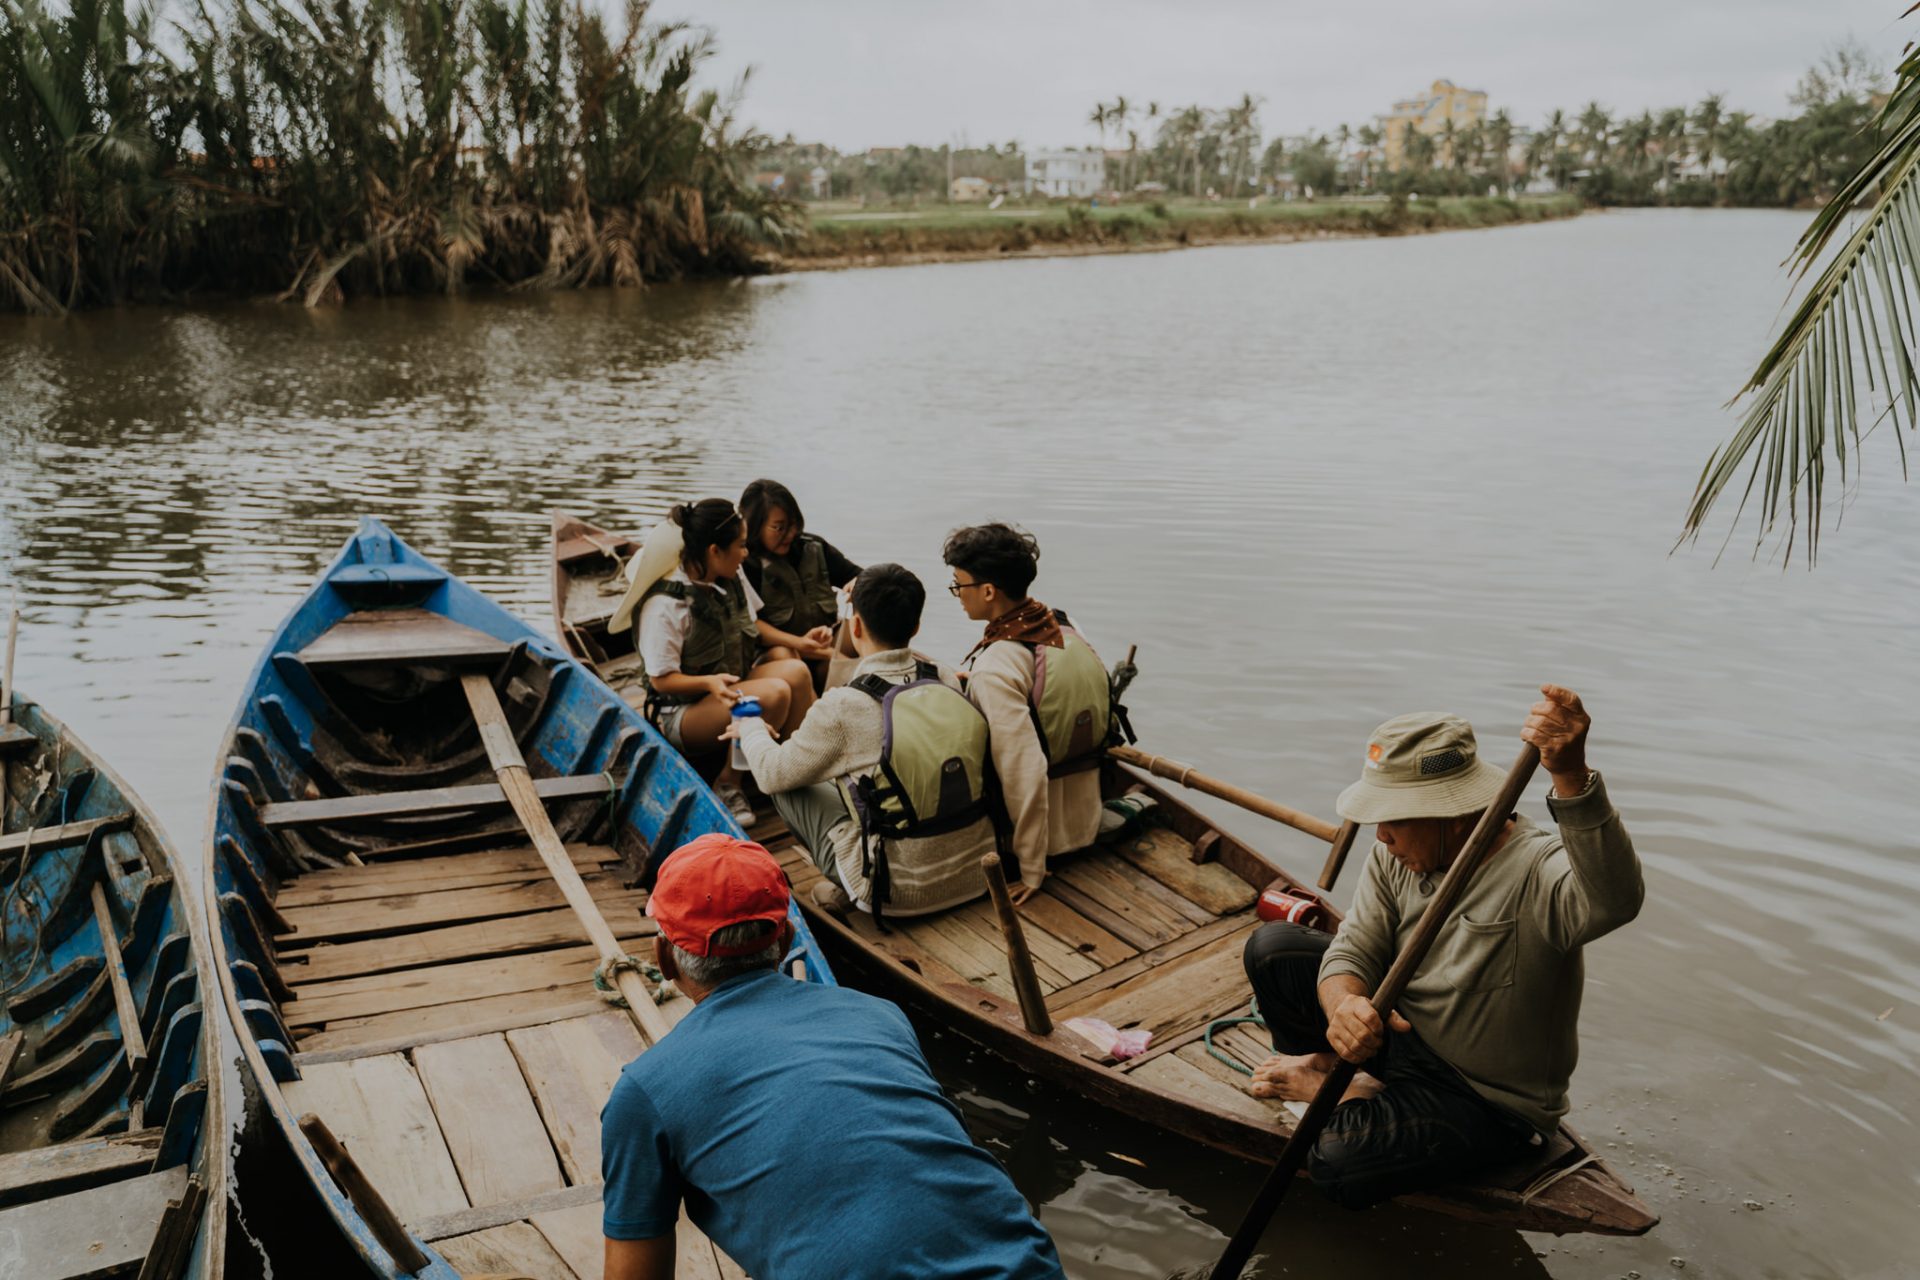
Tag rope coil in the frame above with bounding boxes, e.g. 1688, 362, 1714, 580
594, 953, 674, 1008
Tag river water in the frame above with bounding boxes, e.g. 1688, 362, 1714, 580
1, 209, 1914, 1279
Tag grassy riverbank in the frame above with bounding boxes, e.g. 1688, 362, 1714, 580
783, 194, 1585, 269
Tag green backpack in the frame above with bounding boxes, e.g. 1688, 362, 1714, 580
1026, 617, 1133, 777
842, 660, 995, 925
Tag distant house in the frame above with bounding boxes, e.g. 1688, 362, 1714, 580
808, 166, 831, 199
1025, 149, 1106, 198
1379, 79, 1488, 170
949, 175, 990, 202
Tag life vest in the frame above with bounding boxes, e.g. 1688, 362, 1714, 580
753, 536, 839, 635
637, 577, 759, 705
840, 659, 995, 927
1025, 615, 1127, 778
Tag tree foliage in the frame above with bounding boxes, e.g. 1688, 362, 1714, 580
0, 0, 798, 311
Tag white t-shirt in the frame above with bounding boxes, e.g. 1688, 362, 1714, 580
637, 569, 765, 678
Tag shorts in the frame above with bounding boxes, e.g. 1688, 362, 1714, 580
652, 702, 687, 750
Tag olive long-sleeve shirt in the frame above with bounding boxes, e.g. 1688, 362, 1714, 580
1318, 773, 1644, 1134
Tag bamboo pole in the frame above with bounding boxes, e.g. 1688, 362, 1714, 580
459, 672, 672, 1043
1317, 819, 1361, 891
1, 592, 17, 837
1205, 743, 1541, 1280
1109, 744, 1339, 843
980, 854, 1051, 1037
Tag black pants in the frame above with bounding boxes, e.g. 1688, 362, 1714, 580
1241, 922, 1538, 1209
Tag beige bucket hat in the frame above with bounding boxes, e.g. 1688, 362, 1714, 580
1336, 712, 1508, 824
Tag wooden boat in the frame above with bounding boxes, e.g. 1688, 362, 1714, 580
549, 515, 1659, 1239
549, 512, 647, 713
0, 692, 226, 1278
207, 517, 835, 1279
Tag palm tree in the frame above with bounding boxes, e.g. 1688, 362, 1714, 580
1577, 102, 1612, 166
1693, 93, 1726, 181
1656, 106, 1691, 187
1355, 123, 1383, 189
1684, 31, 1920, 559
1486, 110, 1514, 194
1089, 101, 1110, 150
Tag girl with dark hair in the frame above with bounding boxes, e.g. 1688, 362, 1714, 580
739, 479, 863, 686
616, 497, 816, 822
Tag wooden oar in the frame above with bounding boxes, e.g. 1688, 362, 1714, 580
1199, 742, 1541, 1280
1, 591, 18, 837
459, 672, 672, 1043
980, 854, 1051, 1037
1110, 744, 1339, 844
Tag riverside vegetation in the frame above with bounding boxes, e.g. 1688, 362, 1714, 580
0, 0, 800, 313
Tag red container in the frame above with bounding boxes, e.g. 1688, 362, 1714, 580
1256, 882, 1328, 931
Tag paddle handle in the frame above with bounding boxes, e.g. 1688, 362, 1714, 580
1208, 743, 1542, 1280
980, 854, 1053, 1037
1, 593, 17, 838
1109, 744, 1339, 843
460, 673, 673, 1044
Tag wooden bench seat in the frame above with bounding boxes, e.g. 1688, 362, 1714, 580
0, 1127, 162, 1206
260, 774, 609, 828
0, 1164, 187, 1279
298, 609, 512, 671
0, 722, 35, 756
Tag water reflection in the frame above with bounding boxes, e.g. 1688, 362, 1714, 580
2, 211, 1916, 1278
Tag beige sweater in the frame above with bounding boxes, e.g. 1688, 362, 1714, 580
967, 638, 1103, 892
1319, 775, 1644, 1134
736, 649, 995, 916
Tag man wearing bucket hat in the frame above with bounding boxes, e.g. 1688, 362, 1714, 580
600, 833, 1065, 1280
1239, 685, 1644, 1209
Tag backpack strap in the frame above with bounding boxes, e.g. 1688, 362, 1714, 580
913, 659, 940, 684
850, 673, 893, 701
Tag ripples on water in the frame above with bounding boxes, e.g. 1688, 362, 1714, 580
2, 210, 1915, 1278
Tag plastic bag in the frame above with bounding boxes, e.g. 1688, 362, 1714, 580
1062, 1016, 1152, 1060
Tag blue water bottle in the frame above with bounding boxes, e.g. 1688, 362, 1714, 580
729, 696, 762, 772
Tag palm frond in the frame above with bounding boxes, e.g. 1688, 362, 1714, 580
1685, 28, 1920, 561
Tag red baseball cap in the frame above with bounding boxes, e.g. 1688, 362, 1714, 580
646, 833, 791, 957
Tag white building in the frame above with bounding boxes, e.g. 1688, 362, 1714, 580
1025, 149, 1106, 198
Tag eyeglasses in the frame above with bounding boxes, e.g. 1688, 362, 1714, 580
948, 580, 988, 597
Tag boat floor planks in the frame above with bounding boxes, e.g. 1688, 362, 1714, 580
414, 1035, 566, 1207
0, 1164, 188, 1280
281, 1054, 471, 1222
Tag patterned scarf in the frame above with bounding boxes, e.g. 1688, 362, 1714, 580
968, 597, 1063, 662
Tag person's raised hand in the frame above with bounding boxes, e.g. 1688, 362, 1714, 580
1327, 993, 1409, 1064
1522, 683, 1592, 796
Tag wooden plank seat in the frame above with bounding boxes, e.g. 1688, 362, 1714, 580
0, 722, 35, 755
298, 609, 512, 671
0, 1127, 162, 1207
0, 812, 133, 857
0, 1164, 188, 1280
259, 773, 610, 828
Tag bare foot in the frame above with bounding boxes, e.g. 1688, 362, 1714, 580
1248, 1053, 1386, 1105
1247, 1052, 1336, 1101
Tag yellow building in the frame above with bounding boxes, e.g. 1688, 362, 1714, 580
1380, 79, 1488, 169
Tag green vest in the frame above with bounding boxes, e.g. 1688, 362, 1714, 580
639, 576, 759, 704
754, 536, 839, 634
1028, 624, 1114, 777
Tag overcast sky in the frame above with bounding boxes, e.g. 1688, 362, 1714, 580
659, 1, 1914, 150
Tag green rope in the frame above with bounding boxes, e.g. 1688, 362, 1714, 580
1204, 999, 1266, 1076
594, 953, 673, 1008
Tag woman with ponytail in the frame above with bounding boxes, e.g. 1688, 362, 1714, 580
611, 498, 816, 823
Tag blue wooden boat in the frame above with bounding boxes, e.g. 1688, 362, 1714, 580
0, 691, 226, 1278
206, 517, 834, 1279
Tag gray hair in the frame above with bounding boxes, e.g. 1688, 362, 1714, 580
670, 920, 784, 987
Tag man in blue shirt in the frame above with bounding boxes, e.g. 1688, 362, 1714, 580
601, 833, 1066, 1280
